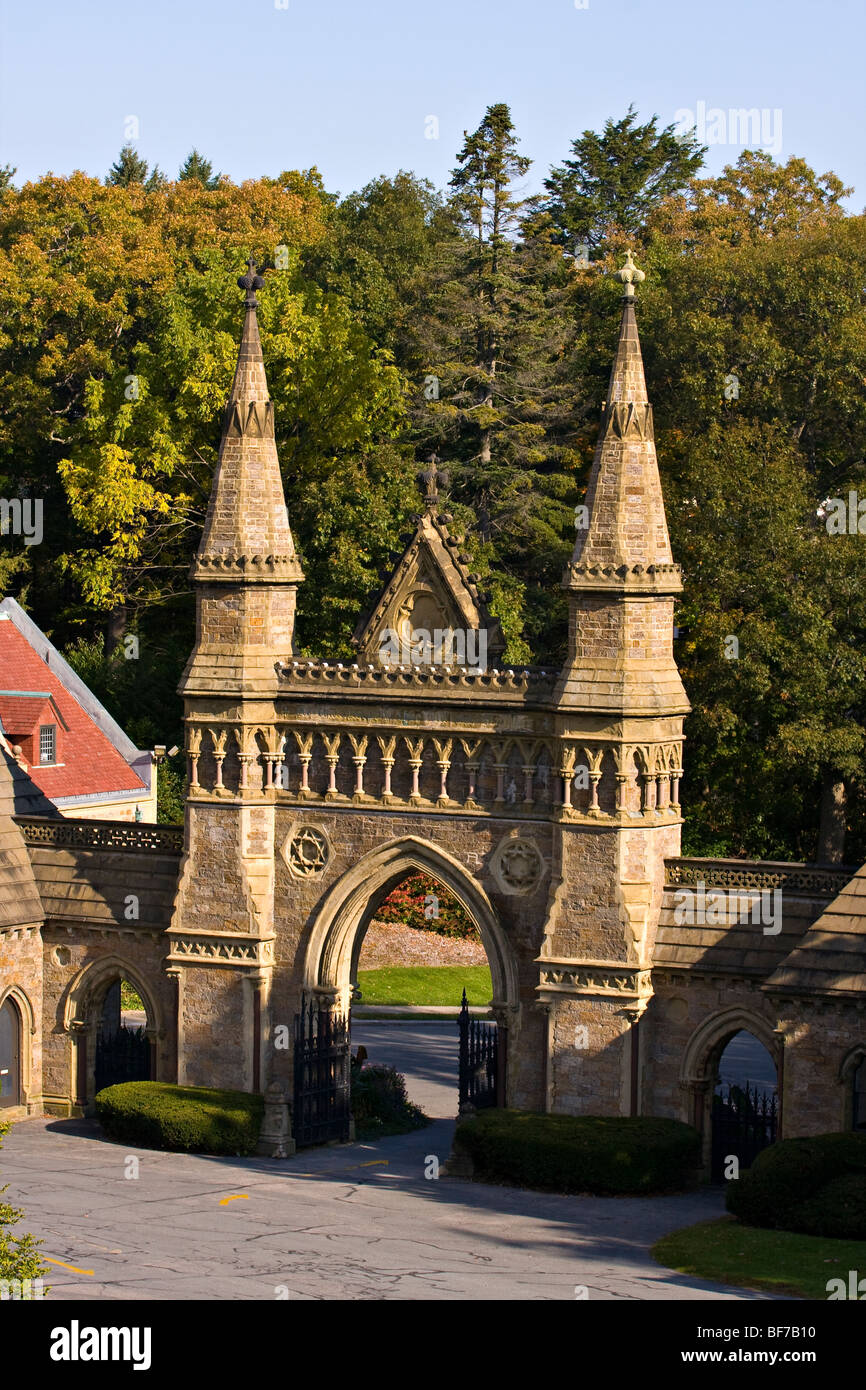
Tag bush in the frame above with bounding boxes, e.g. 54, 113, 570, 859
726, 1132, 866, 1239
452, 1110, 702, 1195
95, 1082, 264, 1156
350, 1062, 429, 1139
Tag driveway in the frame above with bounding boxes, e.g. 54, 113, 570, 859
1, 1110, 758, 1301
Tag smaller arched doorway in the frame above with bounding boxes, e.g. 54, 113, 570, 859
710, 1029, 778, 1181
65, 960, 158, 1107
0, 996, 22, 1109
93, 977, 153, 1096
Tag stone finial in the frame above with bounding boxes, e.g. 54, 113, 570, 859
615, 249, 645, 299
238, 255, 265, 308
419, 453, 450, 510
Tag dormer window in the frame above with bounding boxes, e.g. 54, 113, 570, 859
39, 724, 56, 764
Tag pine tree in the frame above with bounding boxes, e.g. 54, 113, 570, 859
412, 105, 579, 662
106, 143, 149, 187
177, 149, 221, 188
0, 166, 16, 191
145, 164, 168, 192
538, 105, 705, 255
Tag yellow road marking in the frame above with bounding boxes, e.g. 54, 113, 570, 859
44, 1258, 95, 1276
219, 1194, 249, 1205
358, 1160, 389, 1167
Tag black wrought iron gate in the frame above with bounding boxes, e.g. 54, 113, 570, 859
93, 1025, 151, 1094
458, 989, 501, 1113
293, 995, 351, 1147
711, 1082, 777, 1181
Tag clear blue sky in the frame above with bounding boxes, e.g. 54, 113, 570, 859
1, 0, 863, 208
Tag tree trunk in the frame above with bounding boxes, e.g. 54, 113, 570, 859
106, 603, 128, 658
817, 770, 847, 864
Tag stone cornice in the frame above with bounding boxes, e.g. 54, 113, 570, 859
192, 553, 304, 584
563, 560, 682, 594
536, 957, 653, 999
166, 932, 275, 968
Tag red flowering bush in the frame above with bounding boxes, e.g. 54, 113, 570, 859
376, 873, 480, 940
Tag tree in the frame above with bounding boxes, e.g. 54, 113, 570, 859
0, 166, 15, 191
408, 105, 579, 661
538, 105, 705, 255
106, 144, 149, 187
178, 149, 221, 188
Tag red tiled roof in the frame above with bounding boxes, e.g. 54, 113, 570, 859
0, 621, 147, 800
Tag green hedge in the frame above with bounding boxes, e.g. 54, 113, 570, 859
95, 1082, 264, 1156
452, 1110, 702, 1194
726, 1132, 866, 1238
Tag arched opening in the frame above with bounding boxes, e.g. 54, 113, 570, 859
93, 974, 154, 1097
351, 869, 493, 1123
65, 959, 159, 1107
710, 1029, 778, 1181
0, 996, 22, 1109
297, 836, 517, 1146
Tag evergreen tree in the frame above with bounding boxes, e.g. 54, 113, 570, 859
145, 164, 168, 192
0, 166, 16, 191
538, 105, 705, 255
412, 105, 579, 661
178, 149, 221, 188
106, 143, 149, 187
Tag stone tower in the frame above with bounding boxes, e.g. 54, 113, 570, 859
170, 259, 303, 1091
540, 250, 690, 1114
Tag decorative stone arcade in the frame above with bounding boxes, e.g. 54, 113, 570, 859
169, 251, 690, 1132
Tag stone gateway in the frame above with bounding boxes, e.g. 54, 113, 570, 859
1, 254, 864, 1170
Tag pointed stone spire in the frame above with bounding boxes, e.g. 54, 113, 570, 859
180, 260, 304, 695
556, 252, 689, 715
193, 257, 303, 585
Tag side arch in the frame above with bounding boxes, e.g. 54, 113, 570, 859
62, 953, 164, 1040
0, 985, 36, 1111
302, 835, 519, 1013
680, 1005, 780, 1089
62, 954, 163, 1109
680, 1006, 780, 1166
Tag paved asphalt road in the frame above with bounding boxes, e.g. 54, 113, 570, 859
353, 1022, 460, 1118
0, 1024, 760, 1302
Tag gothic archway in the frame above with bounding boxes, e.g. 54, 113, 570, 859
0, 987, 35, 1114
681, 1007, 780, 1175
302, 835, 518, 1014
63, 957, 161, 1108
294, 837, 518, 1138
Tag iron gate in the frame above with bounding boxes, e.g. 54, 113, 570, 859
458, 989, 501, 1112
711, 1081, 777, 1181
293, 995, 351, 1147
94, 1025, 151, 1095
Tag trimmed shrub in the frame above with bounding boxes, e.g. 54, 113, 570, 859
95, 1082, 264, 1156
726, 1132, 866, 1239
350, 1062, 429, 1139
452, 1110, 702, 1195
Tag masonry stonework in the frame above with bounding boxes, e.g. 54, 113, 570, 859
0, 254, 863, 1164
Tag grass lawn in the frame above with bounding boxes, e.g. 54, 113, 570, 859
356, 964, 492, 1006
652, 1216, 866, 1300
